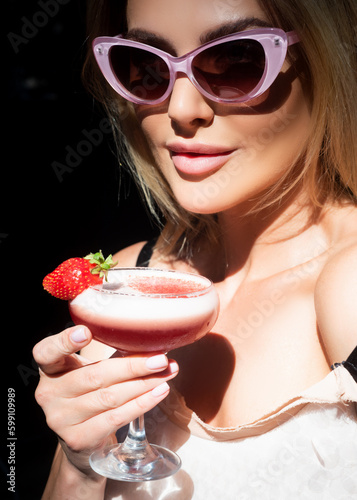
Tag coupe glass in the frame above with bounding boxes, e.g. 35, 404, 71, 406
69, 267, 219, 481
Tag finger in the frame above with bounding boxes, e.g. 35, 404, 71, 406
61, 382, 173, 452
65, 361, 179, 424
62, 354, 172, 398
33, 326, 92, 375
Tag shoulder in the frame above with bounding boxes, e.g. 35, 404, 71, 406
112, 240, 148, 267
315, 218, 357, 363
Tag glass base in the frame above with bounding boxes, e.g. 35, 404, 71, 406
89, 443, 181, 482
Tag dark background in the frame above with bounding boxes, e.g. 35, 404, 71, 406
3, 1, 159, 498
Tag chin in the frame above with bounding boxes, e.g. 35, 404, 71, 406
174, 192, 235, 215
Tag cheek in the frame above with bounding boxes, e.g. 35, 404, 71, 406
238, 76, 311, 163
139, 113, 165, 156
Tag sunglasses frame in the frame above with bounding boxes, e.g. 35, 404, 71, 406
93, 28, 300, 105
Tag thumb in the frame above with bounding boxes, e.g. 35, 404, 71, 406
33, 325, 92, 375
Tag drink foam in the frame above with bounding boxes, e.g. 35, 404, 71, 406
69, 268, 219, 352
70, 268, 218, 322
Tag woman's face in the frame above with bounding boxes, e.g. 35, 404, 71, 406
126, 0, 311, 214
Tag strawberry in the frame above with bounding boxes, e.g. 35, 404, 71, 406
43, 251, 117, 300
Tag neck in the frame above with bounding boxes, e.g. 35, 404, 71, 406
214, 189, 327, 283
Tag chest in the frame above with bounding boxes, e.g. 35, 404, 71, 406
171, 267, 331, 426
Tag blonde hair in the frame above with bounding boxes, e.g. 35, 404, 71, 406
83, 0, 357, 259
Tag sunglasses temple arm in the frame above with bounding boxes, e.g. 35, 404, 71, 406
287, 31, 300, 46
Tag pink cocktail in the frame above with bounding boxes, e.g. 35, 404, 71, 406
68, 267, 219, 482
69, 268, 218, 353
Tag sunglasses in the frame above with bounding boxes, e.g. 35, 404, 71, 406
93, 28, 300, 105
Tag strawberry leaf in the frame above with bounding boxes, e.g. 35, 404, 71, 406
85, 251, 118, 281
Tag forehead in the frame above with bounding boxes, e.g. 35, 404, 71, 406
126, 0, 267, 49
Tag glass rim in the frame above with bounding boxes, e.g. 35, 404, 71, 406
90, 267, 215, 298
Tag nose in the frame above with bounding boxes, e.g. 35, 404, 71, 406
167, 74, 214, 135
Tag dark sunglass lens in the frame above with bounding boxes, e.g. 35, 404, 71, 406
109, 46, 170, 101
192, 39, 265, 100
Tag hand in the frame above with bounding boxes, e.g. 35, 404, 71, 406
33, 326, 179, 474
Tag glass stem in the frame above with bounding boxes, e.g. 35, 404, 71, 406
125, 416, 148, 449
115, 416, 160, 474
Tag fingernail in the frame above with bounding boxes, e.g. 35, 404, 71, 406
146, 354, 168, 370
168, 361, 179, 374
151, 382, 170, 397
70, 327, 88, 343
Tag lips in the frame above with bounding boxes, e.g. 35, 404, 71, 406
167, 143, 235, 176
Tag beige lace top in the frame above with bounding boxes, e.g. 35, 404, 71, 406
105, 361, 357, 499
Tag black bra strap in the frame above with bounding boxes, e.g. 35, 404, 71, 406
345, 345, 357, 382
135, 239, 157, 267
332, 345, 357, 383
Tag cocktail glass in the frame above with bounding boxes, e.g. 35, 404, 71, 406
69, 267, 219, 481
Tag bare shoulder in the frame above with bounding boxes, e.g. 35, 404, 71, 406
81, 241, 148, 361
315, 207, 357, 363
112, 240, 148, 267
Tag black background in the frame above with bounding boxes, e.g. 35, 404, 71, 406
4, 1, 158, 498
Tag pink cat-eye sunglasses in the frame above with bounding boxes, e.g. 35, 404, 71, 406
92, 28, 300, 105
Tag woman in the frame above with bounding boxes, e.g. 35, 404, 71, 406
34, 0, 357, 498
